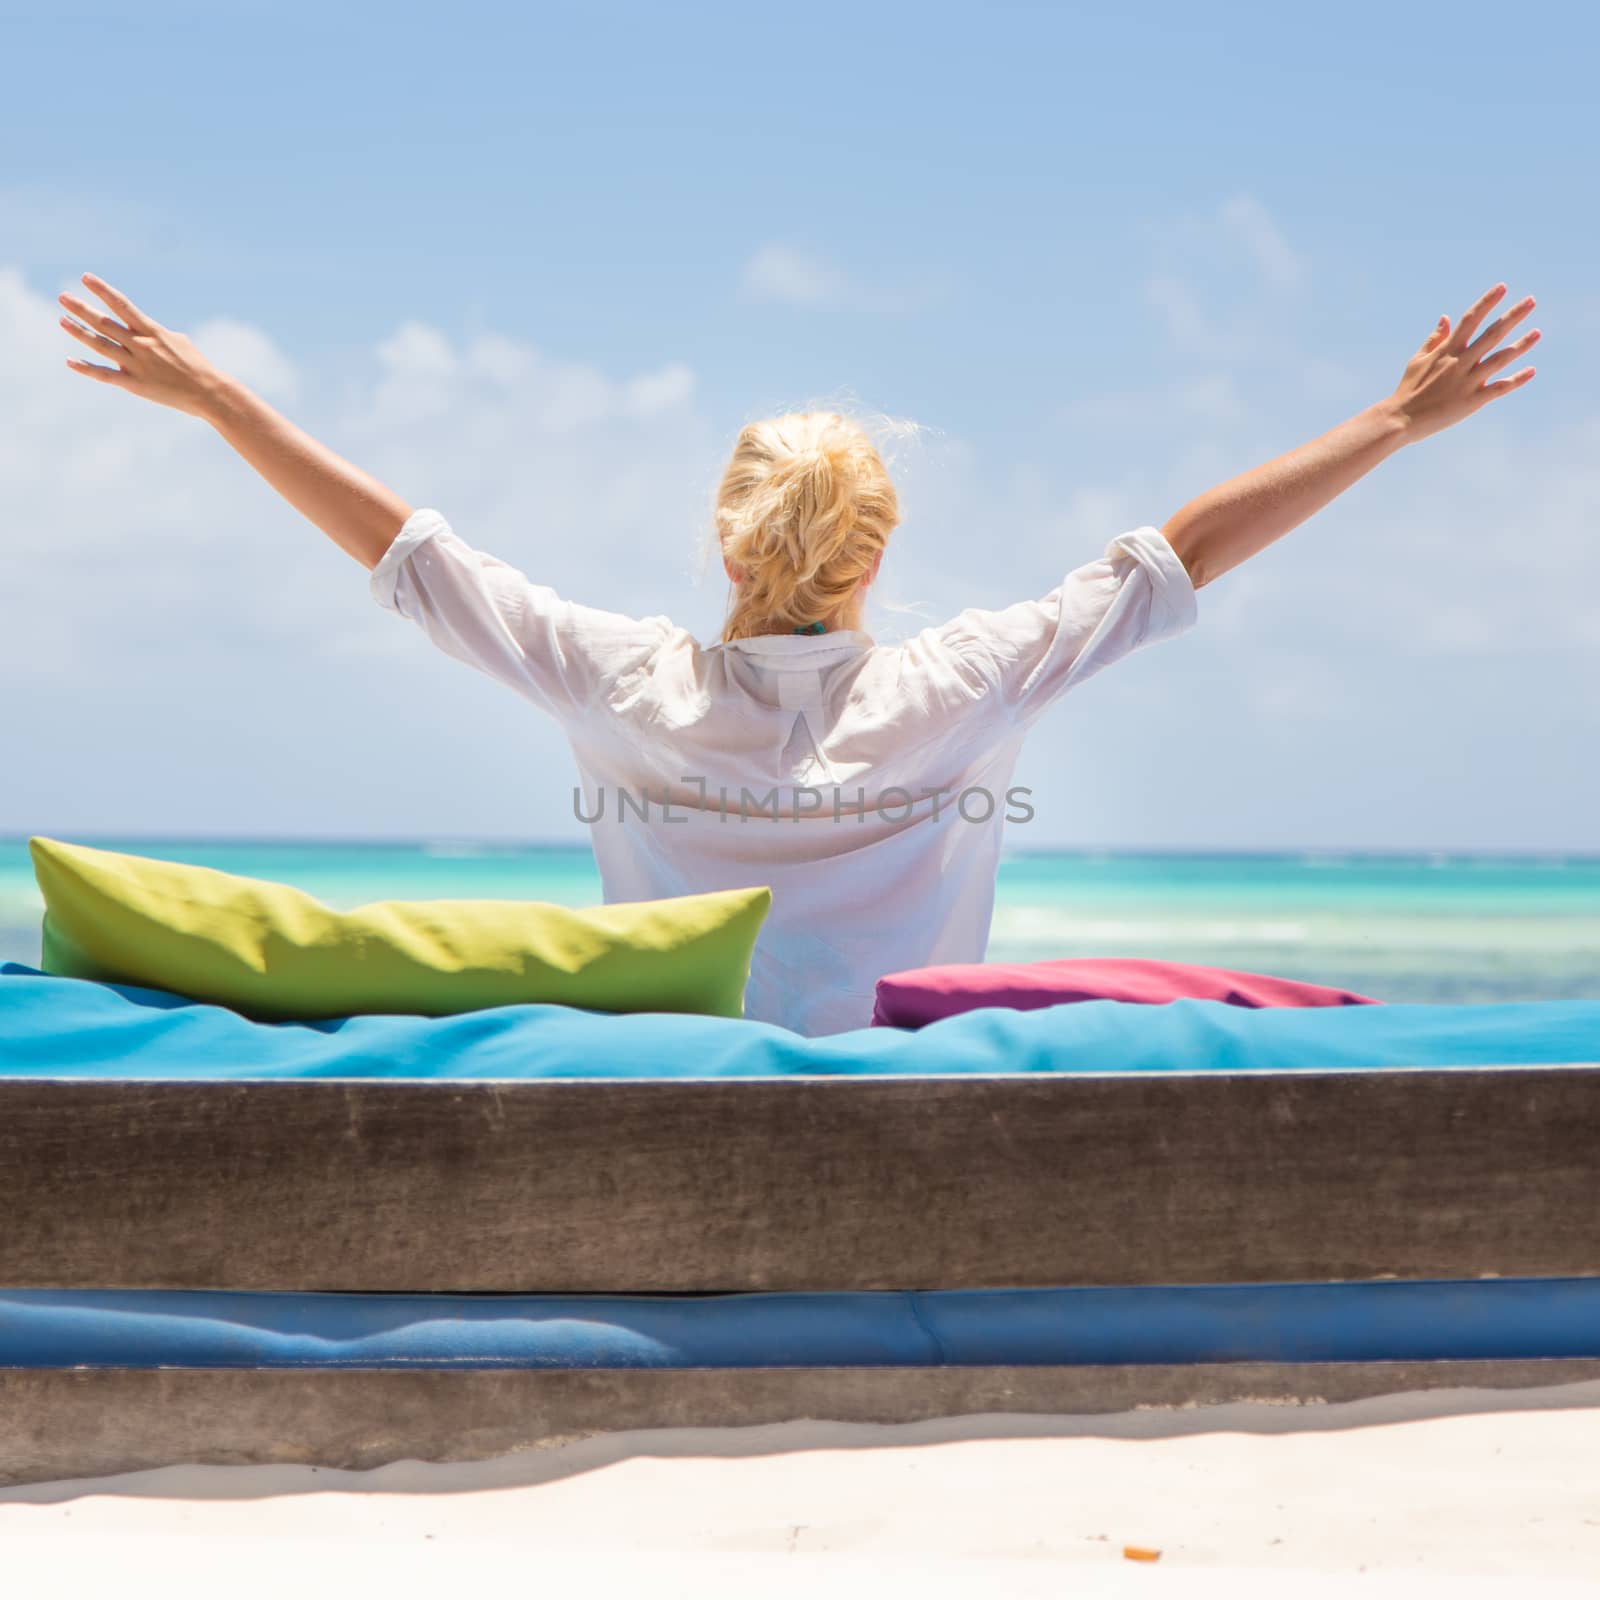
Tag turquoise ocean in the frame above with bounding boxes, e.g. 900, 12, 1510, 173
3, 837, 1599, 1005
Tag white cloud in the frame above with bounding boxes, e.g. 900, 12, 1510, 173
1145, 192, 1305, 295
361, 318, 696, 435
1172, 373, 1245, 424
466, 334, 532, 386
1219, 193, 1304, 289
190, 316, 300, 403
1139, 194, 1306, 366
740, 243, 853, 308
736, 243, 950, 314
1144, 273, 1230, 359
622, 362, 696, 418
379, 320, 459, 379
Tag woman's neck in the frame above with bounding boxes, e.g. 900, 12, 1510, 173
724, 588, 869, 640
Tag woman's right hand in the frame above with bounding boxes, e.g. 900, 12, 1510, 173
59, 273, 237, 420
1388, 282, 1539, 446
58, 270, 414, 568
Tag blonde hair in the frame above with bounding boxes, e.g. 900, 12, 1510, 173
715, 411, 901, 642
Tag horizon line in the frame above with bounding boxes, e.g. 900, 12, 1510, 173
3, 834, 1599, 861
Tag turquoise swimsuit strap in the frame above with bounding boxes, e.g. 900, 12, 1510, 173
793, 621, 826, 635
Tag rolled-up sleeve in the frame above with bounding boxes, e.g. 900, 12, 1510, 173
370, 507, 672, 722
939, 525, 1198, 726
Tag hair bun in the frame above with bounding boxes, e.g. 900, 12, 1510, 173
714, 411, 901, 640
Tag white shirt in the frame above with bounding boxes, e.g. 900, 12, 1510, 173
371, 508, 1199, 1035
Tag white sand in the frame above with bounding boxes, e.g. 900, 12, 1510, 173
8, 1381, 1600, 1596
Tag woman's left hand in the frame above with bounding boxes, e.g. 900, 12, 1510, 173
58, 272, 232, 420
1386, 283, 1539, 446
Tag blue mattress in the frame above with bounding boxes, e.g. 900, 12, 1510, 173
5, 962, 1600, 1079
7, 1280, 1600, 1369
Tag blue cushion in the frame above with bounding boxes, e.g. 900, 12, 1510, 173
6, 1280, 1600, 1368
5, 962, 1600, 1080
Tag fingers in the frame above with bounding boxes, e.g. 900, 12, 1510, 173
1418, 314, 1451, 356
1477, 366, 1537, 404
64, 357, 131, 387
78, 272, 156, 334
59, 311, 129, 362
1452, 282, 1508, 349
1467, 294, 1536, 359
58, 275, 148, 390
58, 289, 134, 343
1475, 328, 1541, 377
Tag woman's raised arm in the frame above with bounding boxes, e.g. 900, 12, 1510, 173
1160, 281, 1539, 590
58, 272, 411, 570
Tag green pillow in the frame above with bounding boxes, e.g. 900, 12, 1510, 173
30, 837, 771, 1022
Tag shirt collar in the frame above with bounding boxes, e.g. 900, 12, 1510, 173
707, 628, 875, 665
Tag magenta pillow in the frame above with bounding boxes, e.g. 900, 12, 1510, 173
871, 958, 1380, 1029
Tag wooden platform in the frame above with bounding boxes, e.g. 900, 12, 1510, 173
4, 1067, 1600, 1291
6, 1065, 1600, 1485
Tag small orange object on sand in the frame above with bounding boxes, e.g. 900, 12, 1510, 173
1123, 1544, 1162, 1562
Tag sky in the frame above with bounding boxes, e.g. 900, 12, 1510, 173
1, 0, 1596, 850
